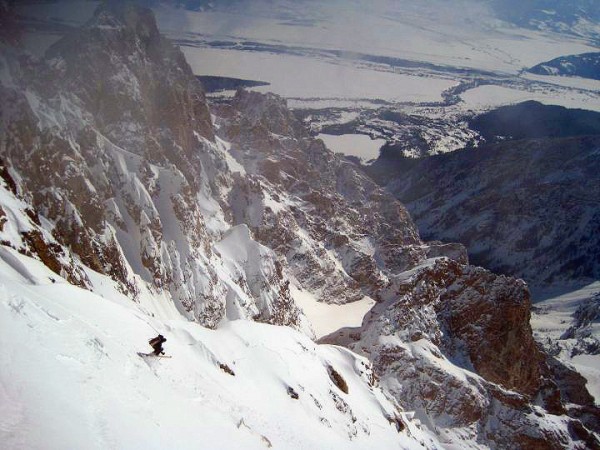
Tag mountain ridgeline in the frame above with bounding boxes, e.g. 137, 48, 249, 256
1, 3, 599, 448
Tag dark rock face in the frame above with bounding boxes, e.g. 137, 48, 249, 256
374, 135, 600, 287
379, 259, 543, 397
213, 89, 466, 304
528, 52, 600, 81
0, 161, 90, 288
469, 101, 600, 142
46, 3, 215, 174
436, 264, 543, 395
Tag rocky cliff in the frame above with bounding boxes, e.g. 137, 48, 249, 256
0, 3, 303, 330
322, 258, 600, 448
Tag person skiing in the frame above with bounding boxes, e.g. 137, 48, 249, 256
148, 334, 167, 356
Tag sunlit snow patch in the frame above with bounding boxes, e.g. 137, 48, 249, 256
290, 284, 376, 339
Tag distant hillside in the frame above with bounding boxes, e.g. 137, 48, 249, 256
469, 101, 600, 142
528, 52, 600, 80
490, 0, 600, 41
196, 76, 269, 93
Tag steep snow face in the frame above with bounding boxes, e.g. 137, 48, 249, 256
214, 224, 303, 329
0, 249, 438, 450
0, 4, 304, 330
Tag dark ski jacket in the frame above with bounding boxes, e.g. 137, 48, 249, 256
149, 335, 167, 354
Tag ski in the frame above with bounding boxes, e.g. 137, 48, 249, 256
137, 352, 172, 358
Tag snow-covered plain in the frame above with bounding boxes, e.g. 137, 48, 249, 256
181, 47, 455, 104
16, 0, 600, 115
153, 0, 600, 126
0, 248, 432, 449
521, 72, 600, 92
316, 134, 387, 163
155, 1, 597, 75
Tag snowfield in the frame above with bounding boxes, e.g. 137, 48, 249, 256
0, 248, 434, 449
460, 84, 600, 112
290, 284, 376, 339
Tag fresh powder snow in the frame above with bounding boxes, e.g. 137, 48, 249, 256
0, 248, 433, 449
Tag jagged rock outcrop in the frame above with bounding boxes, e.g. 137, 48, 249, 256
213, 89, 467, 304
0, 3, 304, 330
0, 161, 89, 287
322, 258, 600, 448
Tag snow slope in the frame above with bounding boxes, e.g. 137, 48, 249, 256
290, 284, 376, 339
0, 248, 435, 449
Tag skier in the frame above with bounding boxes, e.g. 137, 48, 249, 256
148, 334, 167, 356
